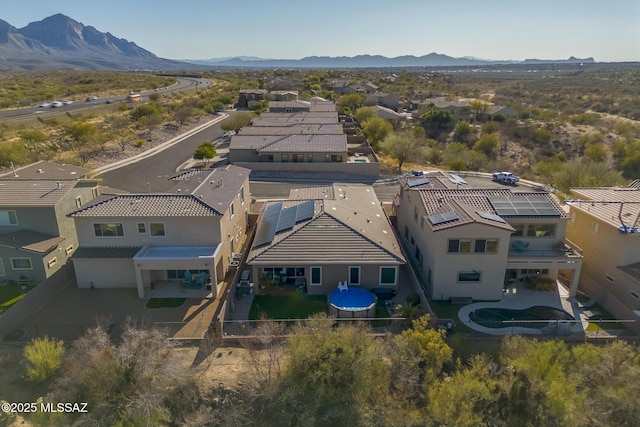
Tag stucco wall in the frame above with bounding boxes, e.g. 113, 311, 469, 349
234, 161, 380, 177
74, 258, 137, 289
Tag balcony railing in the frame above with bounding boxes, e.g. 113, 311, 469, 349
508, 239, 583, 258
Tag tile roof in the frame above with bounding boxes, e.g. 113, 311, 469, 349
409, 186, 566, 231
72, 246, 142, 259
258, 134, 347, 153
238, 124, 344, 136
0, 230, 65, 254
0, 180, 74, 206
288, 186, 335, 200
248, 184, 405, 265
0, 161, 88, 180
568, 187, 640, 229
251, 111, 338, 126
71, 166, 249, 218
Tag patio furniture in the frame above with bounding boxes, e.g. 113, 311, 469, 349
197, 272, 207, 288
183, 271, 192, 287
511, 240, 529, 252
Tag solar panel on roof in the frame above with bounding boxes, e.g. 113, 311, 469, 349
488, 196, 560, 217
264, 202, 283, 220
476, 210, 507, 224
275, 206, 297, 233
295, 200, 314, 223
428, 211, 460, 226
407, 177, 430, 188
254, 203, 283, 247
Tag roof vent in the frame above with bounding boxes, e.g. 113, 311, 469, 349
56, 181, 62, 189
37, 168, 44, 173
367, 218, 371, 223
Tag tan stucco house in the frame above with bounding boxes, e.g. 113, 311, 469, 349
69, 165, 250, 298
247, 184, 406, 295
565, 183, 640, 330
0, 161, 98, 285
395, 172, 582, 301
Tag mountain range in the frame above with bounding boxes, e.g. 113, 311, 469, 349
0, 14, 596, 71
0, 14, 186, 71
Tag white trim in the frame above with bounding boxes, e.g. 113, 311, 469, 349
75, 196, 83, 208
310, 266, 322, 286
10, 257, 32, 270
379, 266, 397, 286
0, 258, 5, 276
149, 222, 166, 238
65, 245, 74, 255
348, 266, 361, 286
47, 257, 57, 269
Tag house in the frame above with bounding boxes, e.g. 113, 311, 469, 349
395, 172, 582, 301
564, 185, 640, 330
270, 90, 299, 101
69, 165, 250, 298
237, 89, 268, 108
419, 98, 473, 123
247, 184, 406, 295
229, 104, 381, 176
365, 92, 400, 111
0, 161, 98, 285
487, 105, 518, 120
267, 101, 312, 113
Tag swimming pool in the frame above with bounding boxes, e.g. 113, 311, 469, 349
329, 288, 376, 318
468, 306, 575, 329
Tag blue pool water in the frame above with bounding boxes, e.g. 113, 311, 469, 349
468, 306, 575, 329
329, 288, 375, 311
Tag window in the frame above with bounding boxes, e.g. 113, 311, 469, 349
414, 206, 418, 221
526, 224, 556, 237
281, 154, 289, 162
11, 258, 32, 270
512, 224, 524, 236
65, 245, 74, 255
137, 223, 146, 234
47, 257, 57, 269
230, 202, 235, 217
606, 275, 615, 284
307, 154, 313, 162
522, 269, 549, 275
149, 223, 165, 237
92, 188, 99, 198
0, 259, 5, 276
631, 291, 640, 300
415, 246, 421, 261
293, 154, 304, 162
591, 222, 599, 235
349, 266, 360, 285
75, 196, 83, 208
311, 267, 322, 286
458, 271, 481, 282
448, 239, 471, 253
380, 267, 397, 285
404, 225, 409, 240
410, 236, 415, 246
475, 239, 498, 253
240, 188, 245, 206
0, 210, 18, 225
93, 223, 124, 237
325, 154, 330, 162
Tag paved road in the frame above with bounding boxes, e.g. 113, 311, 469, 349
0, 77, 207, 122
97, 118, 226, 193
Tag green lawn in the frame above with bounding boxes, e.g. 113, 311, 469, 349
146, 298, 186, 309
0, 285, 28, 314
249, 293, 328, 320
372, 302, 392, 327
428, 300, 475, 334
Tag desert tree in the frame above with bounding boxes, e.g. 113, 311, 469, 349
220, 112, 255, 134
193, 142, 216, 167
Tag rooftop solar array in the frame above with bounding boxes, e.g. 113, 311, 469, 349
449, 174, 467, 185
407, 177, 430, 188
476, 210, 507, 224
255, 200, 315, 247
428, 211, 460, 226
488, 196, 560, 217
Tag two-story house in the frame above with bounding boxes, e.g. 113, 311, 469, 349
395, 172, 582, 301
0, 161, 98, 284
69, 165, 250, 298
564, 184, 640, 330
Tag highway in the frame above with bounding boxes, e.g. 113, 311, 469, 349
0, 77, 209, 122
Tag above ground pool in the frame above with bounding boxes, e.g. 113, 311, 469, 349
468, 306, 575, 329
329, 288, 376, 318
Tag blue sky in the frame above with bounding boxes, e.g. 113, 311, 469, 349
2, 0, 639, 62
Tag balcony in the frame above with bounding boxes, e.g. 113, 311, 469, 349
508, 239, 583, 259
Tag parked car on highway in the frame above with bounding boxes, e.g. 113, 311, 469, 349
492, 171, 520, 184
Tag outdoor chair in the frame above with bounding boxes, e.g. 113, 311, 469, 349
197, 272, 207, 288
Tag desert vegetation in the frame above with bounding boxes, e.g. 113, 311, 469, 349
1, 317, 639, 426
